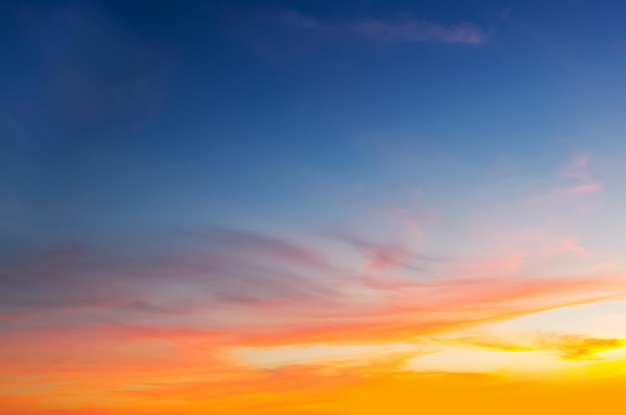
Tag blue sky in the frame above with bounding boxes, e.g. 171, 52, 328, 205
2, 0, 626, 256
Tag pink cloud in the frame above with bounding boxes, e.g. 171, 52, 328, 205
561, 238, 588, 257
490, 230, 592, 264
527, 154, 602, 206
530, 182, 602, 204
364, 243, 412, 272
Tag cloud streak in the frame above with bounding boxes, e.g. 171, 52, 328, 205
527, 153, 603, 207
443, 331, 626, 361
274, 11, 488, 44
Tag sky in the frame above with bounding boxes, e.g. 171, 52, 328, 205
4, 0, 626, 414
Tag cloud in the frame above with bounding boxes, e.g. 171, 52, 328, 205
4, 225, 626, 343
0, 229, 341, 322
530, 182, 602, 204
338, 235, 425, 273
527, 153, 603, 206
4, 223, 626, 413
540, 333, 626, 360
273, 11, 488, 45
560, 153, 591, 181
443, 331, 626, 361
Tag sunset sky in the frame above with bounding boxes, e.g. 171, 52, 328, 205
4, 0, 626, 414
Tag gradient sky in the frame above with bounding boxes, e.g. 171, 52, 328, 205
4, 0, 626, 414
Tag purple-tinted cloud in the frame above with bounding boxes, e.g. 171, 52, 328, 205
0, 229, 342, 325
274, 11, 488, 44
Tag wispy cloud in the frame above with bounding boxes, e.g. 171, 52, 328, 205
4, 223, 626, 348
560, 153, 591, 181
531, 182, 602, 204
273, 11, 488, 45
0, 229, 340, 321
443, 331, 626, 361
528, 153, 603, 206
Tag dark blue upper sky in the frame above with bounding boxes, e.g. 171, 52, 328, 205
4, 0, 626, 256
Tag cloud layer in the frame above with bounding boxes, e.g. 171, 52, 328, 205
3, 153, 626, 414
